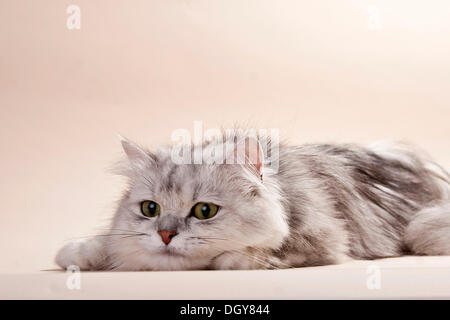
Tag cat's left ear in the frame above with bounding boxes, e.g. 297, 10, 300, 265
228, 137, 264, 181
119, 135, 155, 170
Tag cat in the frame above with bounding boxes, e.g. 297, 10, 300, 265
55, 130, 450, 270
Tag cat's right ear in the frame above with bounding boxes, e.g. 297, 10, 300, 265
119, 135, 155, 171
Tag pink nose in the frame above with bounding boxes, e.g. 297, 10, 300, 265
157, 230, 178, 245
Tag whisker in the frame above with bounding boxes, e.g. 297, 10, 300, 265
213, 245, 276, 269
100, 228, 146, 235
191, 236, 295, 269
108, 248, 146, 271
117, 234, 148, 240
66, 233, 147, 241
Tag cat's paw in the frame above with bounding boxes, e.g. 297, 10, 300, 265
55, 239, 105, 270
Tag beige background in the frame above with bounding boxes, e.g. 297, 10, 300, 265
1, 0, 450, 274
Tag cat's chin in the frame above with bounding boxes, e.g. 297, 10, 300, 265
146, 251, 210, 271
155, 246, 186, 258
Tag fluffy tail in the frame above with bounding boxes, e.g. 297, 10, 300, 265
370, 141, 450, 255
404, 202, 450, 255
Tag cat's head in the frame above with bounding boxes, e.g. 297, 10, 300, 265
109, 134, 288, 270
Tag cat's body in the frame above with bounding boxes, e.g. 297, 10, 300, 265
56, 132, 450, 270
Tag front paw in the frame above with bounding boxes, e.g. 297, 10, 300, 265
55, 239, 105, 270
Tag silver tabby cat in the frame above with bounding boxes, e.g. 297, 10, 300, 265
56, 131, 450, 270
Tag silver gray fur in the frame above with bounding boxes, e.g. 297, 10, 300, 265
55, 131, 450, 270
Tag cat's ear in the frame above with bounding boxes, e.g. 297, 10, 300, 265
119, 135, 155, 170
227, 137, 264, 181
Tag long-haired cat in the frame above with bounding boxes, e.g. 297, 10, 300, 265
55, 131, 450, 270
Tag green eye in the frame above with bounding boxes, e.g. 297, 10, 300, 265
140, 200, 160, 218
192, 202, 219, 220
